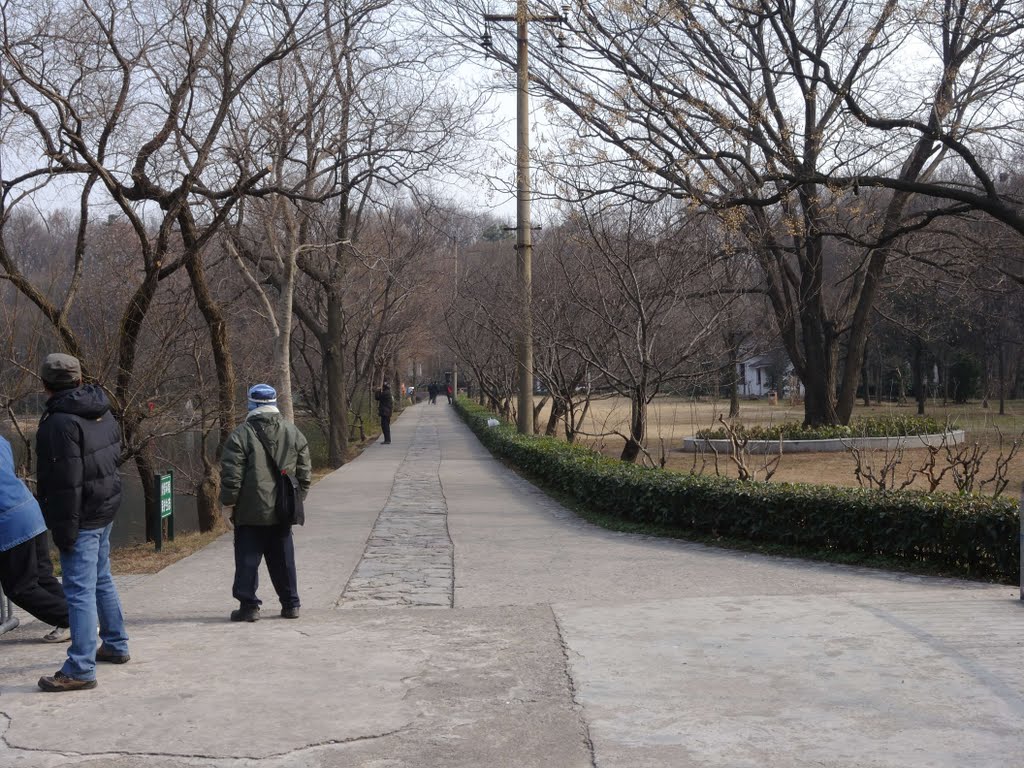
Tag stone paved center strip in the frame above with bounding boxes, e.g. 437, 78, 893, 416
337, 421, 454, 608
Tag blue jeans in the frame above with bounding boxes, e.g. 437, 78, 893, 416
59, 524, 128, 681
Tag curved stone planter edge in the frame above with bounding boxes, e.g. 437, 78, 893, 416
680, 430, 966, 455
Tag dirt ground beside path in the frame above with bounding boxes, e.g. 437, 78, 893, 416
532, 396, 1024, 492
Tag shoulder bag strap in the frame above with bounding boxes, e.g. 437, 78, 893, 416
248, 420, 284, 476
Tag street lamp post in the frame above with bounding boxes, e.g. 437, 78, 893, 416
483, 3, 564, 435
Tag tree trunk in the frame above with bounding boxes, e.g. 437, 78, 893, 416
981, 341, 991, 409
325, 289, 348, 467
274, 336, 293, 423
860, 342, 871, 407
195, 447, 221, 533
185, 253, 237, 532
800, 336, 839, 426
942, 359, 949, 405
620, 389, 647, 462
727, 335, 741, 418
546, 398, 565, 436
134, 448, 158, 543
390, 350, 401, 404
532, 396, 547, 435
274, 269, 295, 423
998, 339, 1006, 416
876, 354, 883, 404
567, 398, 590, 444
913, 340, 927, 416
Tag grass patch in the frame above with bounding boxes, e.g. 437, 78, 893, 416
540, 395, 1024, 493
109, 517, 230, 575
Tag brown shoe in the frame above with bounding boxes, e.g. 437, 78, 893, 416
96, 645, 130, 664
38, 671, 97, 692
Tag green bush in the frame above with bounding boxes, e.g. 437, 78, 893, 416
455, 399, 1019, 582
695, 415, 948, 441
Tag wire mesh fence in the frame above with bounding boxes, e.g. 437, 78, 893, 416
0, 585, 19, 635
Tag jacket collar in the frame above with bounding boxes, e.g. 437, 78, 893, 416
246, 405, 280, 420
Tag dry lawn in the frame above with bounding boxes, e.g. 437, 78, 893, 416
535, 396, 1024, 494
109, 517, 230, 575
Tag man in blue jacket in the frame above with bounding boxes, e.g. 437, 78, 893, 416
0, 435, 70, 641
35, 354, 129, 692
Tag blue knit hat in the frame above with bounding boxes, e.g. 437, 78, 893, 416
247, 383, 277, 411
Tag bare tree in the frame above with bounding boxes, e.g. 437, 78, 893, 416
233, 0, 487, 466
550, 198, 727, 462
437, 0, 1024, 426
0, 0, 337, 531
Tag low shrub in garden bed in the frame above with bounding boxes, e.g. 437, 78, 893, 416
694, 415, 949, 441
455, 399, 1018, 582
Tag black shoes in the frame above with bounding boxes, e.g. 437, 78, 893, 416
96, 644, 131, 664
230, 606, 260, 622
231, 605, 297, 620
38, 671, 97, 692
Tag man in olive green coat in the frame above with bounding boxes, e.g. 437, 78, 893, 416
219, 384, 311, 622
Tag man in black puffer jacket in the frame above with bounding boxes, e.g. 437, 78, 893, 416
35, 353, 130, 693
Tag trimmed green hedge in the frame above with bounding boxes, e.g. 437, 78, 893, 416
695, 415, 948, 441
455, 399, 1019, 582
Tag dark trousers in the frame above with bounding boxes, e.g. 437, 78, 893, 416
0, 531, 69, 627
232, 524, 299, 609
380, 413, 391, 443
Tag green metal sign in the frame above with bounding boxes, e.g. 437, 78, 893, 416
159, 472, 173, 519
153, 471, 175, 551
157, 475, 174, 524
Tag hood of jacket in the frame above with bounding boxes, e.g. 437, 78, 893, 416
45, 384, 112, 420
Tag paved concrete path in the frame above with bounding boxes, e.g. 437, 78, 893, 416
1, 403, 1022, 767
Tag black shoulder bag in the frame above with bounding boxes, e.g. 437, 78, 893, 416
248, 420, 305, 526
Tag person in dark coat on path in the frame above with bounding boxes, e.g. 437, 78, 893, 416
375, 382, 394, 445
219, 384, 311, 623
428, 382, 438, 404
0, 435, 70, 642
35, 353, 129, 692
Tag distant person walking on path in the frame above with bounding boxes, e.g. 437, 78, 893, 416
0, 435, 70, 643
445, 383, 453, 404
35, 353, 130, 692
375, 382, 394, 445
428, 382, 438, 404
220, 384, 311, 623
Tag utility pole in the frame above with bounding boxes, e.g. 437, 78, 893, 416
452, 241, 459, 399
482, 3, 565, 435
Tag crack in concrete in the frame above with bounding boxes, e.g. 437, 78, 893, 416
436, 448, 457, 610
550, 606, 599, 768
0, 711, 409, 763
